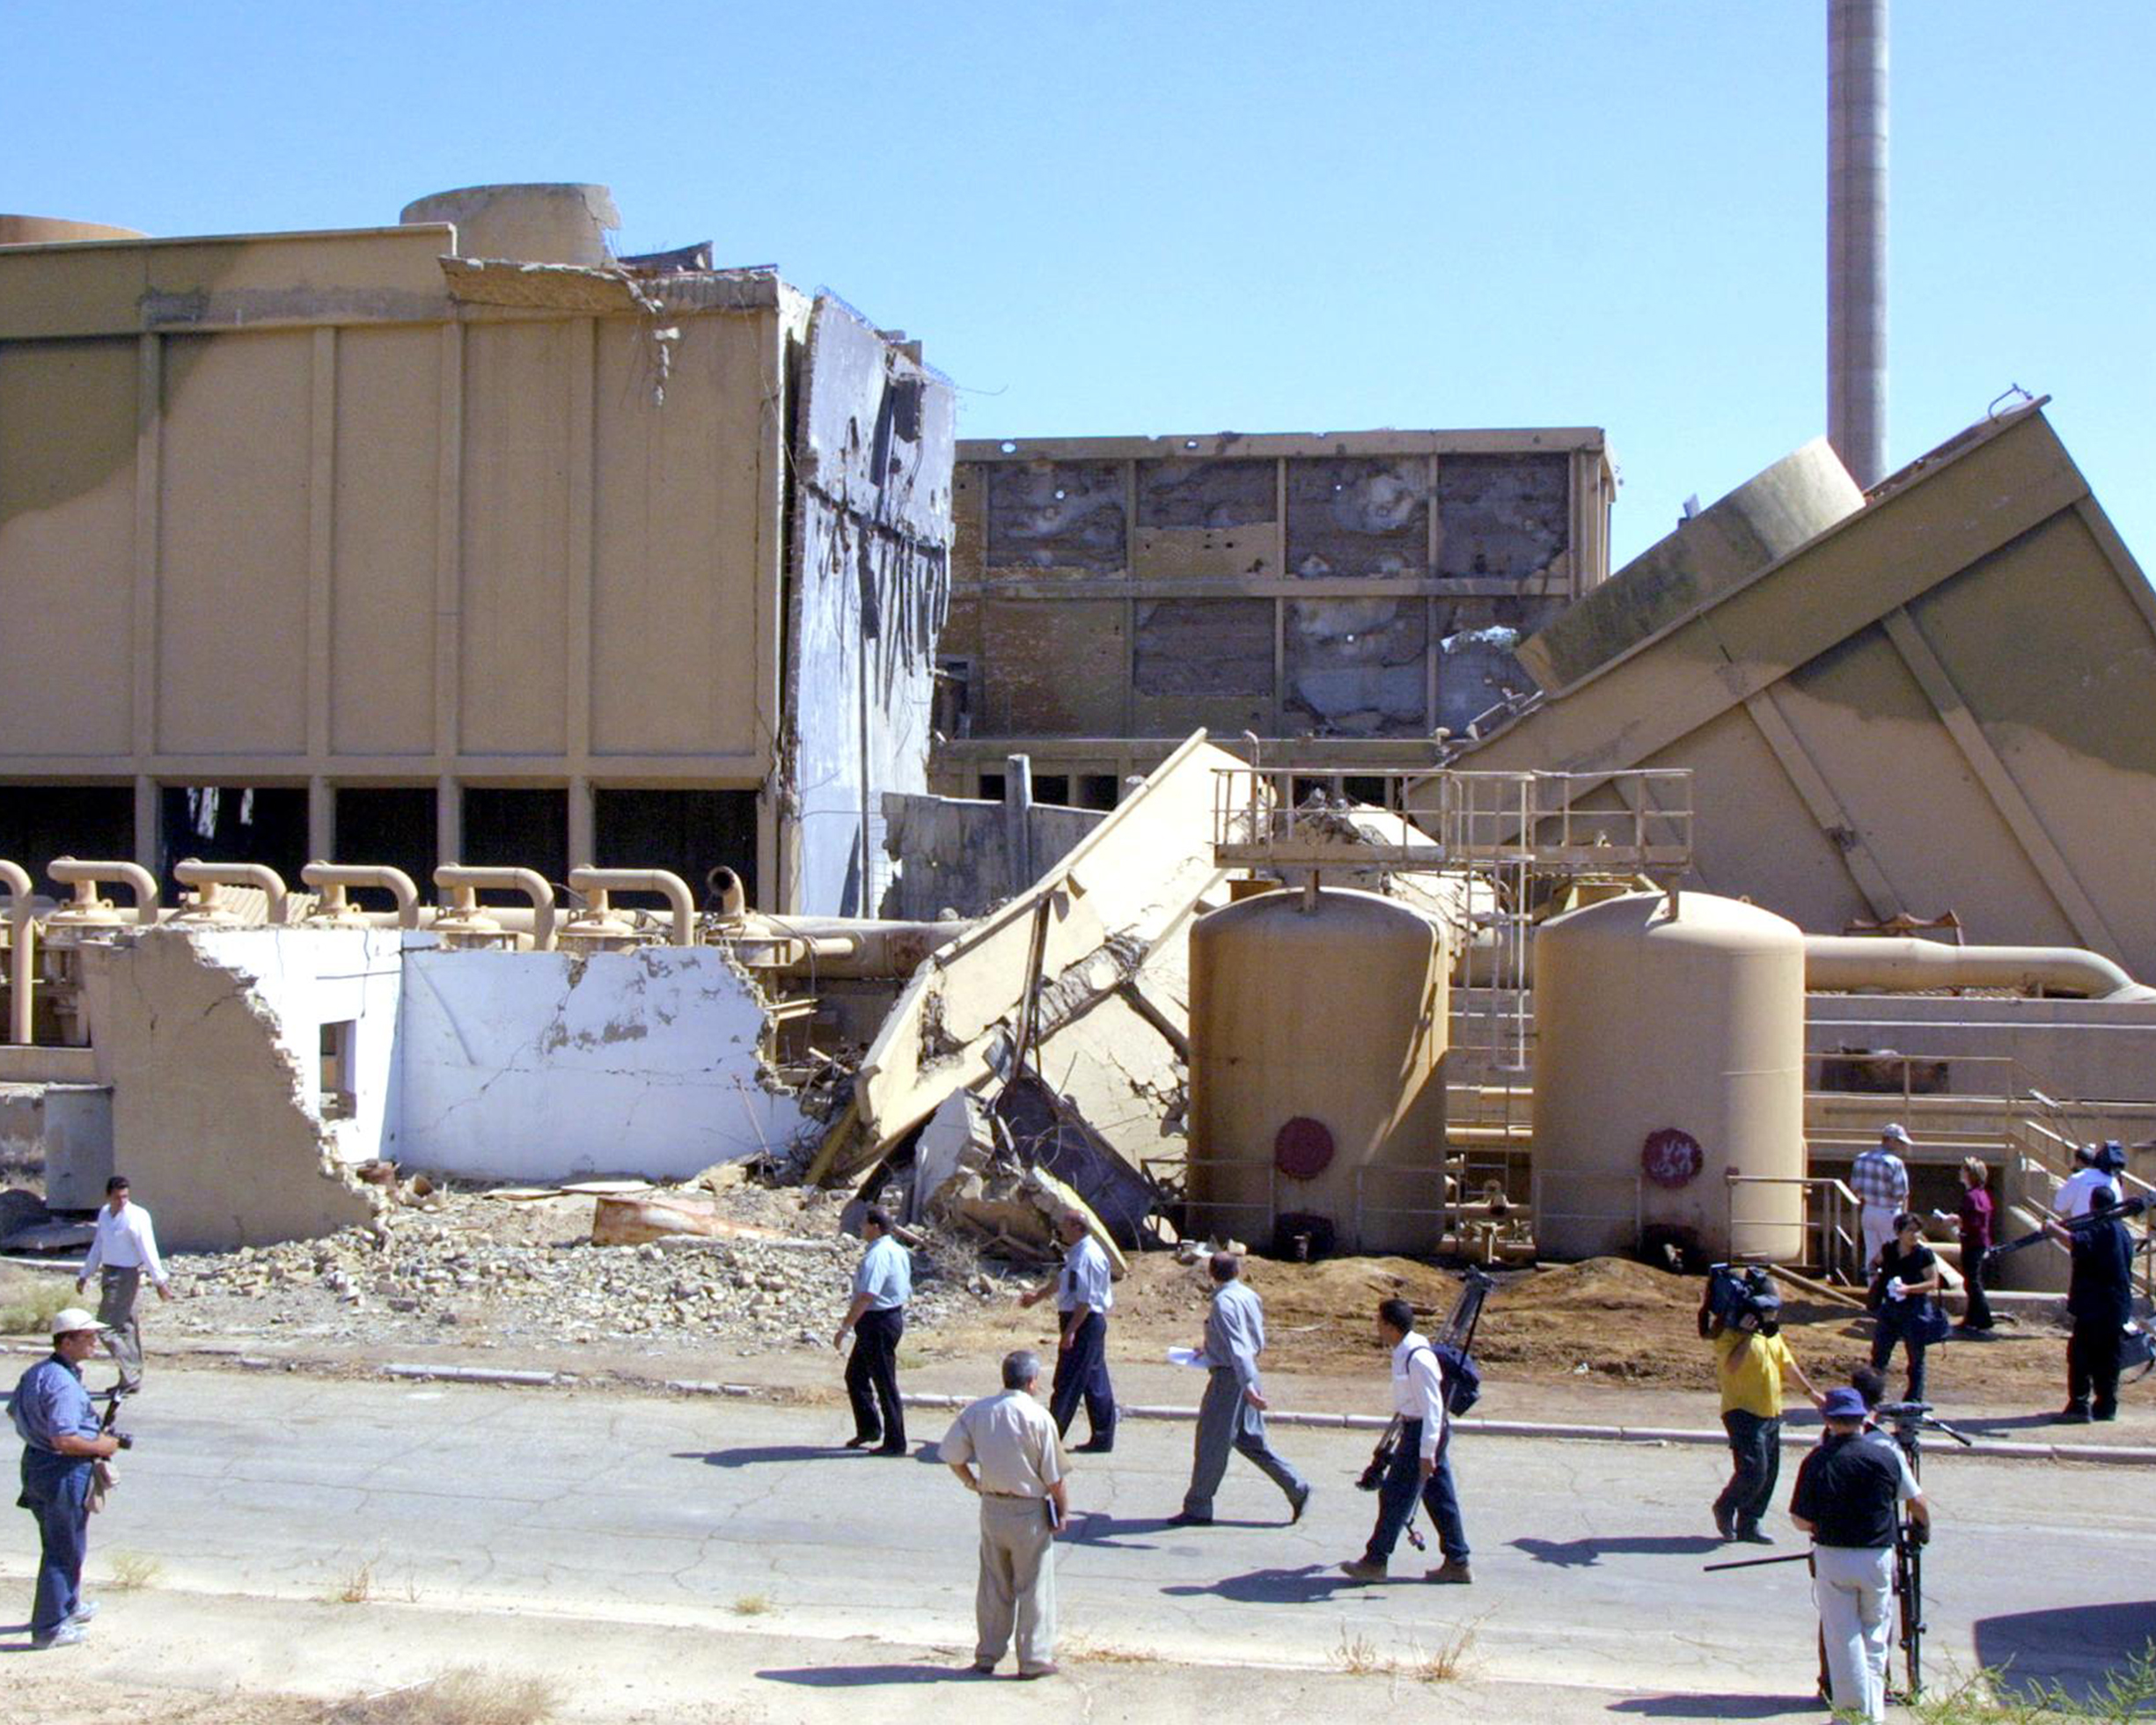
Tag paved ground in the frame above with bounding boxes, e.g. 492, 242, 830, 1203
2, 1365, 2152, 1721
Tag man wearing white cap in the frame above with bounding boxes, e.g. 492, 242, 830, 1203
1851, 1127, 1912, 1273
10, 1309, 123, 1649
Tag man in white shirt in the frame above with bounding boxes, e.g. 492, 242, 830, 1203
1018, 1211, 1117, 1452
833, 1207, 912, 1456
1340, 1297, 1471, 1585
940, 1349, 1069, 1680
1851, 1127, 1912, 1271
2054, 1142, 2114, 1222
75, 1177, 170, 1393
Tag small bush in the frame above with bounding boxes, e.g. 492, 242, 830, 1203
0, 1271, 74, 1336
323, 1669, 559, 1725
106, 1551, 164, 1591
730, 1592, 771, 1617
1909, 1643, 2156, 1723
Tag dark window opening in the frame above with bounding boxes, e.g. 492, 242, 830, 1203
334, 788, 437, 906
462, 788, 568, 887
1031, 774, 1070, 806
159, 785, 308, 897
594, 788, 759, 912
977, 772, 1006, 804
1076, 774, 1120, 811
0, 785, 133, 898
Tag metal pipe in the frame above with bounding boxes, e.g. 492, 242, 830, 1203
47, 858, 160, 925
301, 862, 421, 929
568, 867, 695, 946
1803, 936, 2156, 1003
1828, 0, 1888, 487
432, 864, 557, 951
0, 861, 33, 1045
173, 858, 290, 926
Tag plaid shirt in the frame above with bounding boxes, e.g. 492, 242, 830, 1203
1850, 1147, 1910, 1208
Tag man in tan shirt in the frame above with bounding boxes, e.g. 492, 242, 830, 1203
939, 1349, 1070, 1679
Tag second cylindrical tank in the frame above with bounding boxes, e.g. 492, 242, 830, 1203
1532, 890, 1806, 1265
1186, 885, 1448, 1256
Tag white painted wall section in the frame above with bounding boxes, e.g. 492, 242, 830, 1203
396, 943, 810, 1180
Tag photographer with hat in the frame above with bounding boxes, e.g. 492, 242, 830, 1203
10, 1309, 126, 1649
1790, 1386, 1932, 1725
1698, 1270, 1822, 1543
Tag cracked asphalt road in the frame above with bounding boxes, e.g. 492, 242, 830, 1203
4, 1365, 2152, 1714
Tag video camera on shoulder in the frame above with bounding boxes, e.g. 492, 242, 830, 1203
1706, 1264, 1782, 1336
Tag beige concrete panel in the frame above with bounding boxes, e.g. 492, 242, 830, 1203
1906, 517, 2156, 970
330, 326, 439, 754
157, 331, 312, 753
590, 315, 765, 756
0, 338, 136, 752
0, 246, 150, 339
1775, 626, 2077, 944
1634, 711, 1869, 934
980, 598, 1126, 735
459, 321, 570, 754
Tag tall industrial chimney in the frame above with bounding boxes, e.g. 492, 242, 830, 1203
1828, 0, 1888, 488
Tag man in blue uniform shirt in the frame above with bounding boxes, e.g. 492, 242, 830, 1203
834, 1207, 913, 1455
11, 1309, 123, 1649
1020, 1211, 1118, 1453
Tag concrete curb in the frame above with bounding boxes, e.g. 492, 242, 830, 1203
382, 1363, 566, 1387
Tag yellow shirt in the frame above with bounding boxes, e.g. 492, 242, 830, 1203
1715, 1329, 1795, 1418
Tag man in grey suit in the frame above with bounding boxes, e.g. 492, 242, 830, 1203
1170, 1252, 1311, 1527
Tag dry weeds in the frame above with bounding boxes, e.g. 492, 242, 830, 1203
321, 1668, 559, 1725
104, 1550, 164, 1591
730, 1591, 772, 1616
324, 1560, 375, 1605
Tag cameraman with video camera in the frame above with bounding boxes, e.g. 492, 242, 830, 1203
1699, 1266, 1822, 1544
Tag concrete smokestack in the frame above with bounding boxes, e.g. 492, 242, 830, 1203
1828, 0, 1888, 488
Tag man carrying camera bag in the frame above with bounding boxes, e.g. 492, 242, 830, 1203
1339, 1297, 1470, 1585
1699, 1267, 1822, 1543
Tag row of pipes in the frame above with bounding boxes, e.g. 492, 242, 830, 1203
0, 856, 968, 1046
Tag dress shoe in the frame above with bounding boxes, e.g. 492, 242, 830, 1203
1288, 1482, 1313, 1524
2058, 1405, 2093, 1424
1426, 1559, 1474, 1585
968, 1661, 997, 1675
2094, 1406, 2119, 1422
874, 1442, 909, 1457
1166, 1510, 1214, 1527
843, 1435, 879, 1450
1712, 1506, 1735, 1541
1073, 1438, 1115, 1454
1338, 1558, 1388, 1582
1016, 1663, 1060, 1680
1735, 1526, 1773, 1545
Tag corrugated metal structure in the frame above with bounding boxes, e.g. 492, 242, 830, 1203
0, 188, 953, 915
1441, 404, 2156, 980
930, 429, 1615, 803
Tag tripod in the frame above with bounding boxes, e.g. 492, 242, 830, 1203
1873, 1399, 1967, 1702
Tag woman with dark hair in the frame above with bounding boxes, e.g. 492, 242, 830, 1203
1869, 1213, 1943, 1403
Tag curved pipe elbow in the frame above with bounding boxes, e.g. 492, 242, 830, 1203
174, 858, 291, 925
0, 861, 31, 1046
1803, 936, 2156, 1003
433, 865, 557, 951
47, 858, 160, 924
301, 862, 422, 929
568, 869, 696, 945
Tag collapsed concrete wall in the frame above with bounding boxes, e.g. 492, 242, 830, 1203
880, 791, 1104, 919
79, 929, 379, 1251
397, 943, 810, 1182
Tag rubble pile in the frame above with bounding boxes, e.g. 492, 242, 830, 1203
159, 1183, 1007, 1356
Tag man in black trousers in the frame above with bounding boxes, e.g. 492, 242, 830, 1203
833, 1208, 912, 1454
2050, 1177, 2135, 1423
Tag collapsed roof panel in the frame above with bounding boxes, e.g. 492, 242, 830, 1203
1448, 406, 2156, 974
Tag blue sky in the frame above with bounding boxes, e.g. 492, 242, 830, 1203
8, 1, 2152, 569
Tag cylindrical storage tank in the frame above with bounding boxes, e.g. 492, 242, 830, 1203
0, 216, 146, 246
400, 184, 620, 265
1533, 892, 1806, 1265
1187, 886, 1448, 1257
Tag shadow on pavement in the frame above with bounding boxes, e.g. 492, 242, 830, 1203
678, 1443, 928, 1468
1512, 1535, 1726, 1567
758, 1663, 984, 1687
1950, 1411, 2082, 1433
1974, 1599, 2156, 1706
1606, 1695, 1816, 1717
1162, 1562, 1361, 1604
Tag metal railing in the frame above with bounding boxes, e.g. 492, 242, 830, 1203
1724, 1172, 1863, 1283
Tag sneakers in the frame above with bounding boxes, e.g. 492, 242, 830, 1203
1288, 1482, 1313, 1525
1338, 1558, 1389, 1582
31, 1622, 85, 1650
70, 1600, 99, 1624
1426, 1559, 1474, 1585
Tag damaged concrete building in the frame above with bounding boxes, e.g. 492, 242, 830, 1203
927, 429, 1617, 803
0, 185, 952, 918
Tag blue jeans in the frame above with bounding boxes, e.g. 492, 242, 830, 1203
1870, 1308, 1929, 1403
1363, 1419, 1469, 1565
1714, 1410, 1782, 1533
18, 1449, 91, 1640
